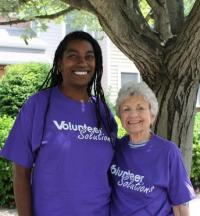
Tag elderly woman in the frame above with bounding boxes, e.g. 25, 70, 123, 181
110, 81, 196, 216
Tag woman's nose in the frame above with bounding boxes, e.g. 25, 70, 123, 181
129, 109, 139, 116
77, 56, 87, 65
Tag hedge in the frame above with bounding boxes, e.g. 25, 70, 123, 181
0, 62, 50, 117
0, 62, 50, 208
191, 112, 200, 189
0, 115, 15, 208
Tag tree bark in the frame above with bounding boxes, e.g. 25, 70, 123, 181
153, 74, 199, 173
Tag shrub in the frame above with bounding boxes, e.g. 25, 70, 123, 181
105, 94, 115, 115
115, 116, 126, 138
191, 112, 200, 190
0, 62, 50, 117
0, 115, 15, 208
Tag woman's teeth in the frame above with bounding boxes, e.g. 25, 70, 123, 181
74, 71, 87, 75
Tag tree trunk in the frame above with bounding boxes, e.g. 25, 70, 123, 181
140, 34, 200, 173
151, 75, 199, 173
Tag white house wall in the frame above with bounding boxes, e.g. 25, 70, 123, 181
0, 27, 51, 64
39, 21, 65, 60
105, 36, 139, 103
98, 35, 109, 96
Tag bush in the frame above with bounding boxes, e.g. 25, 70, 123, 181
105, 95, 115, 115
191, 112, 200, 190
115, 116, 126, 138
0, 115, 15, 208
0, 62, 50, 117
0, 62, 50, 208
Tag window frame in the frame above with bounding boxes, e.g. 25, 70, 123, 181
118, 66, 140, 90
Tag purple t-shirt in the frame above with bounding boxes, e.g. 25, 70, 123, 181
0, 86, 117, 216
110, 134, 196, 216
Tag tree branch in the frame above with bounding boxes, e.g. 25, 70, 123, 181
146, 0, 173, 42
85, 0, 164, 80
165, 0, 200, 79
119, 0, 160, 47
165, 0, 184, 34
0, 7, 74, 25
64, 0, 96, 14
19, 0, 32, 3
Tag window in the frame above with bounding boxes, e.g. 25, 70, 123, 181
121, 72, 139, 87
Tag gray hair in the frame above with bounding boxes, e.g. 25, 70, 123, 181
116, 81, 159, 117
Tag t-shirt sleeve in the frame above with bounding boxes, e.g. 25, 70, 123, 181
168, 145, 196, 205
0, 99, 35, 168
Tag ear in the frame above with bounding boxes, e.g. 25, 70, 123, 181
150, 114, 156, 125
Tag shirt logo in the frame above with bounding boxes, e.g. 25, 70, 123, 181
111, 164, 155, 194
53, 120, 111, 142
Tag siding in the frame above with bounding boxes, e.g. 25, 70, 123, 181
0, 27, 51, 64
98, 34, 109, 93
104, 36, 139, 103
39, 22, 64, 60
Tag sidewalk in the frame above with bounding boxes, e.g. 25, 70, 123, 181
189, 194, 200, 216
0, 195, 199, 216
0, 209, 17, 216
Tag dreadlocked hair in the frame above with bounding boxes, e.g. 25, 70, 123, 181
40, 31, 115, 145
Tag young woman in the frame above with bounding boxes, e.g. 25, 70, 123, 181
0, 31, 117, 216
110, 81, 196, 216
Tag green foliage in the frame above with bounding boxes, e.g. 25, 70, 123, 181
0, 62, 50, 208
0, 0, 102, 41
0, 115, 15, 208
105, 94, 115, 115
184, 0, 196, 16
139, 0, 154, 27
0, 62, 50, 117
0, 0, 67, 17
0, 0, 19, 13
115, 116, 127, 138
104, 96, 126, 138
138, 0, 196, 28
18, 0, 68, 41
191, 112, 200, 189
1, 0, 196, 44
66, 10, 102, 32
19, 0, 67, 16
